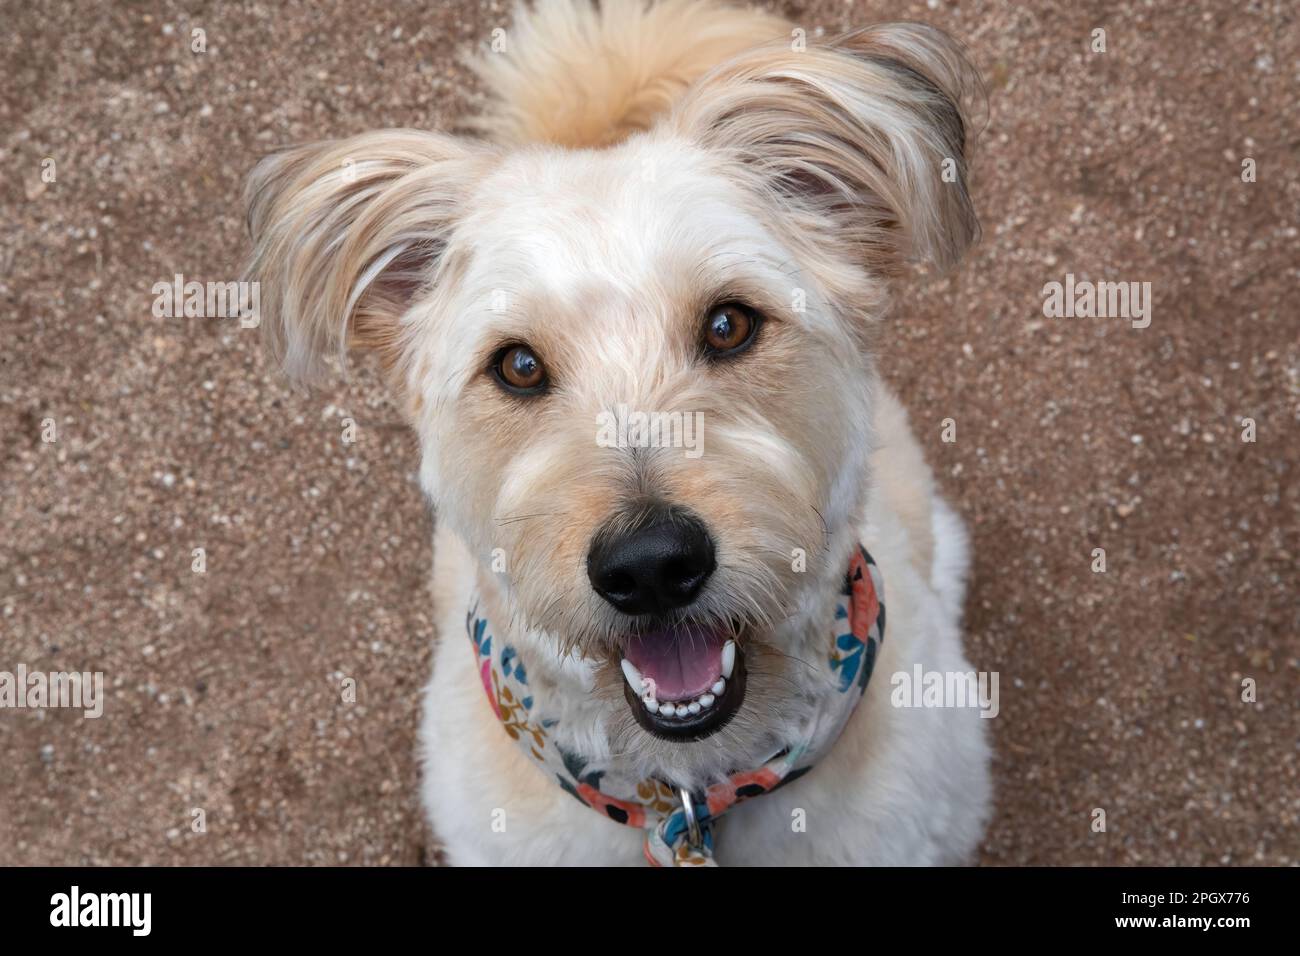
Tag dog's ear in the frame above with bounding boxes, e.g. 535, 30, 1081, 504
244, 130, 490, 381
672, 23, 981, 275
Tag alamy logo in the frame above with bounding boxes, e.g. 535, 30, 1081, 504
50, 886, 151, 936
596, 403, 704, 459
0, 665, 104, 718
890, 666, 1000, 719
1042, 273, 1151, 329
152, 273, 260, 327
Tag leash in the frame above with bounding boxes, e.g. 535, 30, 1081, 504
466, 546, 885, 865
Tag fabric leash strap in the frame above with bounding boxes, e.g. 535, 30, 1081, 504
467, 545, 885, 866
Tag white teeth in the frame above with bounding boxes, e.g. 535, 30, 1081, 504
629, 655, 730, 719
721, 640, 736, 679
639, 690, 720, 718
642, 686, 721, 718
620, 659, 642, 691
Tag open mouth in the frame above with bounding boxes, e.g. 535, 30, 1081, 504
618, 623, 746, 741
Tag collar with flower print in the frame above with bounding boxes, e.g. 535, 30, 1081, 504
466, 545, 885, 866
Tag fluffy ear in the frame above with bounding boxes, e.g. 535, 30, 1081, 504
244, 130, 490, 381
672, 23, 982, 274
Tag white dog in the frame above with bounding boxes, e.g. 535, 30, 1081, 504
246, 0, 992, 865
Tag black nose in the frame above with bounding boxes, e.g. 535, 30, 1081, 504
587, 509, 716, 616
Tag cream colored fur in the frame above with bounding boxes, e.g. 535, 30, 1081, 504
421, 393, 990, 865
244, 0, 992, 865
468, 0, 790, 147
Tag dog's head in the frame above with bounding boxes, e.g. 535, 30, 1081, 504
245, 25, 978, 771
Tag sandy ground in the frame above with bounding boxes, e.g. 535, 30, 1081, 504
1, 0, 1296, 866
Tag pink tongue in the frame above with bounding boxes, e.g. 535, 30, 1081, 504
624, 625, 725, 701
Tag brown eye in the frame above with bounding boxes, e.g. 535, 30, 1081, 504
492, 344, 548, 394
703, 302, 761, 357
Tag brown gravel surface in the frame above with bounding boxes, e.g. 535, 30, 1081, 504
1, 0, 1296, 866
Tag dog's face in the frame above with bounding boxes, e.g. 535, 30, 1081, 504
418, 140, 874, 743
246, 26, 977, 770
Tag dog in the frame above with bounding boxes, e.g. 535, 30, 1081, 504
244, 0, 992, 865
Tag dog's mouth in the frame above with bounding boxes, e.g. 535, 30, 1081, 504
618, 622, 746, 741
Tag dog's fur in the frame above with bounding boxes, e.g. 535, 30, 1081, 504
245, 0, 992, 865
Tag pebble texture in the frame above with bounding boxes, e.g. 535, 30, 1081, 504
0, 0, 1296, 866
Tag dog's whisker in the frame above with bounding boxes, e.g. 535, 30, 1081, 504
494, 511, 558, 526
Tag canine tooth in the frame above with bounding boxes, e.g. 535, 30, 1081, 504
711, 679, 725, 696
644, 698, 659, 715
688, 701, 701, 715
660, 703, 676, 717
721, 640, 736, 679
699, 693, 715, 708
621, 659, 642, 690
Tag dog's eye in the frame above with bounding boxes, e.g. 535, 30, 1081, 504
703, 303, 761, 358
492, 344, 548, 394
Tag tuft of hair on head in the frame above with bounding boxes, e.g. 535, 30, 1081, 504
466, 0, 791, 148
671, 21, 985, 276
243, 130, 492, 383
